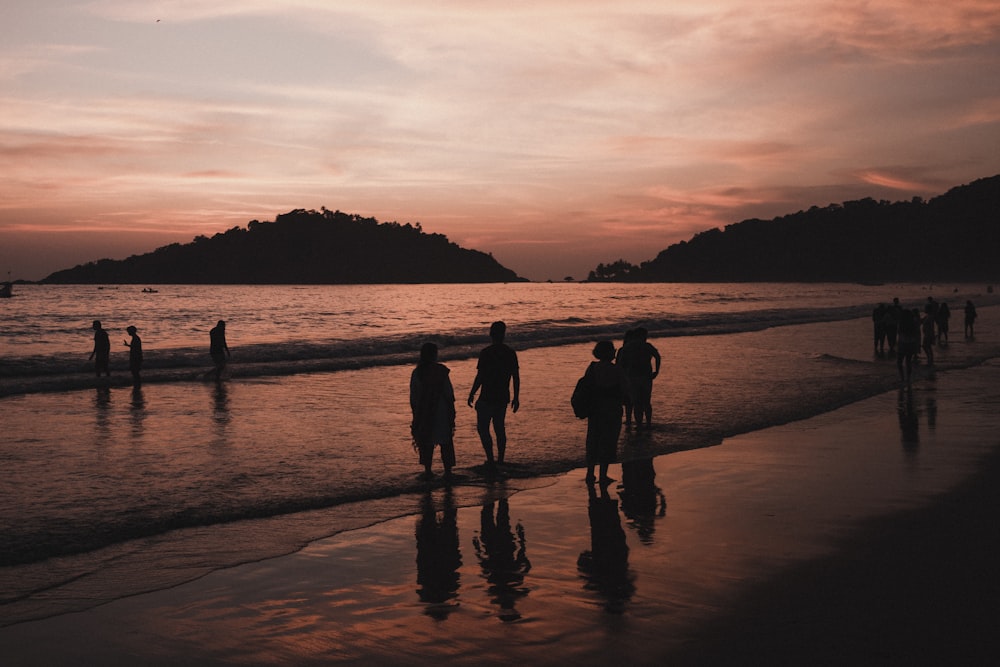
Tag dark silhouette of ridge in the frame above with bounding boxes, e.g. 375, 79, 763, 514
589, 175, 1000, 282
42, 209, 525, 284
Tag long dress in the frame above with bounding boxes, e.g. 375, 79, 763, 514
584, 360, 627, 466
410, 362, 456, 468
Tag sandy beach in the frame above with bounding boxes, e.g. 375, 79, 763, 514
3, 357, 999, 665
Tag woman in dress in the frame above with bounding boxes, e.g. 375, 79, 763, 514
410, 342, 456, 480
583, 340, 628, 485
124, 325, 142, 385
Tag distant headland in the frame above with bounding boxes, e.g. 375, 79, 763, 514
588, 175, 1000, 283
42, 209, 525, 285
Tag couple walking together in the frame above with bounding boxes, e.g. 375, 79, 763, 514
410, 321, 520, 480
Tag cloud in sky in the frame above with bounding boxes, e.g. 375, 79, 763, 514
1, 0, 998, 280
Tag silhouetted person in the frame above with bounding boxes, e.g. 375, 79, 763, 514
577, 482, 634, 614
583, 340, 628, 485
468, 321, 520, 467
209, 320, 230, 380
619, 457, 667, 545
885, 297, 902, 355
872, 303, 888, 356
921, 305, 936, 367
89, 320, 111, 377
616, 327, 660, 429
936, 302, 950, 345
964, 300, 977, 338
472, 496, 531, 622
615, 329, 637, 427
410, 342, 456, 480
415, 488, 462, 619
123, 325, 142, 385
924, 296, 939, 342
897, 308, 919, 383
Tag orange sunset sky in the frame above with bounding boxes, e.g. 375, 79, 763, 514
2, 1, 999, 281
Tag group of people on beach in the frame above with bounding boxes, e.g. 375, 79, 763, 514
410, 321, 660, 485
88, 319, 230, 385
871, 297, 978, 382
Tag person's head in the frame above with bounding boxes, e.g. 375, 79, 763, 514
635, 326, 649, 341
92, 320, 102, 330
126, 326, 137, 335
217, 320, 226, 329
489, 320, 506, 342
420, 341, 438, 364
592, 340, 616, 361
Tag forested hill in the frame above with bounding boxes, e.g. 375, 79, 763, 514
589, 175, 1000, 282
43, 209, 524, 284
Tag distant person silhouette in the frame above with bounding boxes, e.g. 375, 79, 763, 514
616, 327, 660, 429
896, 308, 919, 383
884, 297, 902, 355
921, 305, 936, 367
89, 320, 111, 377
472, 496, 531, 622
583, 340, 628, 485
123, 325, 142, 385
577, 482, 634, 613
410, 342, 456, 480
468, 321, 520, 467
964, 300, 977, 338
415, 488, 462, 619
209, 320, 230, 380
936, 301, 951, 345
872, 303, 888, 356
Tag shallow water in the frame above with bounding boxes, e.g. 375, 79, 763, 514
1, 284, 998, 627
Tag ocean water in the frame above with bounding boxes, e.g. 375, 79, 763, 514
2, 282, 998, 626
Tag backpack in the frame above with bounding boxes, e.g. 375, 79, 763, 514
571, 373, 593, 419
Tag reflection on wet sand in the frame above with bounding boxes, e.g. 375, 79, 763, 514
472, 490, 531, 622
578, 483, 635, 613
415, 488, 462, 620
618, 457, 666, 544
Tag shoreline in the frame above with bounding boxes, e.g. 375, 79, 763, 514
2, 358, 998, 665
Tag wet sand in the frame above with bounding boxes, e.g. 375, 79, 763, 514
2, 360, 999, 666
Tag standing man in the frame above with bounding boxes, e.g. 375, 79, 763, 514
468, 321, 520, 468
618, 327, 661, 429
209, 320, 230, 381
89, 320, 111, 377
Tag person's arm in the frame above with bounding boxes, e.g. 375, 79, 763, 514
651, 345, 661, 378
511, 367, 520, 412
468, 374, 481, 407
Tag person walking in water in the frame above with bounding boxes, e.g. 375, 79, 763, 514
583, 340, 628, 485
897, 308, 920, 383
468, 321, 520, 468
123, 325, 143, 385
964, 300, 977, 338
410, 342, 456, 480
616, 327, 661, 429
89, 320, 111, 377
209, 320, 230, 380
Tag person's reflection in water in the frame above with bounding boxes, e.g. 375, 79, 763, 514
415, 487, 462, 620
618, 457, 666, 545
94, 385, 112, 441
925, 393, 938, 431
212, 381, 230, 426
472, 492, 531, 622
129, 384, 146, 440
897, 388, 919, 456
578, 482, 635, 613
